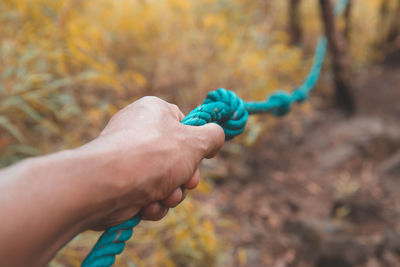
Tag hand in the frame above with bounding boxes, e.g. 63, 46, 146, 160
80, 96, 225, 229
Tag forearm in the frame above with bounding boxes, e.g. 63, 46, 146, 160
0, 148, 117, 267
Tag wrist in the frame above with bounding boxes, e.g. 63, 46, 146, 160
69, 137, 147, 227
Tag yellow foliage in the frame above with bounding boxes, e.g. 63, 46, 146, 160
237, 248, 247, 266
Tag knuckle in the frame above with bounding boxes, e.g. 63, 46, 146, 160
140, 96, 166, 105
139, 96, 164, 103
168, 103, 184, 118
210, 124, 225, 143
169, 103, 179, 111
195, 134, 210, 155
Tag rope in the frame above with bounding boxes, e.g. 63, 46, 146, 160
82, 0, 349, 266
82, 215, 141, 267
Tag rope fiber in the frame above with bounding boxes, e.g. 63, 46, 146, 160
82, 0, 349, 266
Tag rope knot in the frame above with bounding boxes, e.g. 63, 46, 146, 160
267, 91, 293, 116
203, 88, 249, 140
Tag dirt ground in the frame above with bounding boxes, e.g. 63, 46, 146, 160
204, 63, 400, 267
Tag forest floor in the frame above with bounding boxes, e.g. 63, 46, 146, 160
204, 63, 400, 267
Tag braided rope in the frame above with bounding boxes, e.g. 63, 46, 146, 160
82, 215, 141, 267
82, 1, 349, 266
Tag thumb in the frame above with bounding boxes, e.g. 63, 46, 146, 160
187, 123, 225, 159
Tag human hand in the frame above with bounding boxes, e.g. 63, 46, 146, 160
80, 96, 224, 230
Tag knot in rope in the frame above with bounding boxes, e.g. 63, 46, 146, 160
182, 88, 248, 140
204, 89, 249, 139
267, 91, 293, 116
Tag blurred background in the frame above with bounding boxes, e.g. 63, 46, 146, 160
1, 0, 400, 266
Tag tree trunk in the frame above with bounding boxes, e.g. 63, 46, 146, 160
344, 0, 352, 41
379, 0, 390, 30
386, 0, 400, 47
289, 0, 302, 45
319, 0, 355, 115
376, 0, 390, 49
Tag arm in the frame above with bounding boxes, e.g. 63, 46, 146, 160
0, 96, 224, 267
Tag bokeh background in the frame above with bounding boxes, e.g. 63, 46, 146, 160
1, 0, 400, 266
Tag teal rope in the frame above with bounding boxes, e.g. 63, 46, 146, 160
82, 1, 349, 266
334, 0, 349, 15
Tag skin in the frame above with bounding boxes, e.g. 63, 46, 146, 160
0, 96, 225, 267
